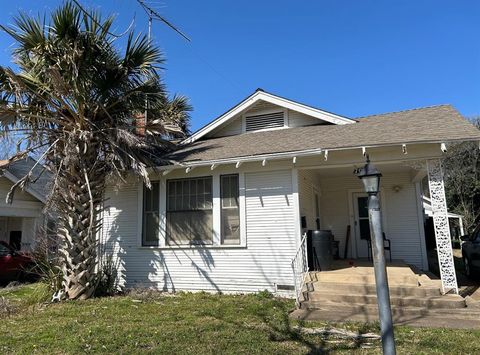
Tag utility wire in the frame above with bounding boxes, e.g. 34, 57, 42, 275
72, 0, 134, 37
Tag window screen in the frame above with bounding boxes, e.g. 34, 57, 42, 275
143, 182, 160, 246
166, 177, 213, 245
221, 174, 240, 245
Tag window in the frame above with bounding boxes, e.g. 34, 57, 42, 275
221, 174, 240, 244
166, 177, 213, 245
143, 182, 160, 246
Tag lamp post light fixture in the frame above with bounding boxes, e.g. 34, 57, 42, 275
355, 155, 396, 355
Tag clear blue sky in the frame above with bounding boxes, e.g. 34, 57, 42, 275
0, 1, 479, 132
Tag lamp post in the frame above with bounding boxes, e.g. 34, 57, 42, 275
355, 155, 396, 355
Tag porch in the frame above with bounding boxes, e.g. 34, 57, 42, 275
297, 161, 429, 269
0, 216, 37, 251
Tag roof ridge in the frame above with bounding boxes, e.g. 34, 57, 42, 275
356, 104, 453, 119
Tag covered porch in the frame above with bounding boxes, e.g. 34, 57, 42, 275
291, 144, 459, 301
0, 216, 38, 251
297, 161, 429, 269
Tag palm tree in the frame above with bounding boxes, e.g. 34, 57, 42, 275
0, 2, 191, 299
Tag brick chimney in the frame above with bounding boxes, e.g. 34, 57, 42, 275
134, 113, 145, 136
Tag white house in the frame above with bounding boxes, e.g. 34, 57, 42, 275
0, 157, 51, 251
100, 89, 480, 297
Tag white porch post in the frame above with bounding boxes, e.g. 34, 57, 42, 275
426, 159, 458, 294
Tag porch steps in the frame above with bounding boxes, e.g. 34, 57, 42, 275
301, 293, 465, 309
304, 281, 441, 298
290, 304, 480, 328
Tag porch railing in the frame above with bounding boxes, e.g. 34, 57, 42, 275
291, 232, 308, 307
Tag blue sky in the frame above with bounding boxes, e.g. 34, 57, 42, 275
0, 1, 478, 132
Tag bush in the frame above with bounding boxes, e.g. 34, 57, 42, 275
94, 255, 118, 297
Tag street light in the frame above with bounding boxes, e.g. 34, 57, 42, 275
355, 155, 396, 355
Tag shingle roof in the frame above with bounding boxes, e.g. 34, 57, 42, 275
165, 105, 480, 164
1, 157, 52, 200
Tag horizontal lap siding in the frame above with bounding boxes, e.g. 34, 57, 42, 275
101, 170, 297, 293
319, 172, 424, 267
288, 110, 322, 128
298, 170, 321, 230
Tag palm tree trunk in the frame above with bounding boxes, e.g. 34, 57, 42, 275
55, 136, 105, 300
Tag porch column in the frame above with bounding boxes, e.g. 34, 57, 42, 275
426, 159, 458, 294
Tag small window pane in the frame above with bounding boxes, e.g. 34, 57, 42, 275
358, 197, 369, 218
143, 182, 160, 246
166, 177, 213, 245
221, 174, 240, 245
359, 219, 371, 240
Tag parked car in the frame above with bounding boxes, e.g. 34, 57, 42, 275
0, 241, 37, 284
461, 226, 480, 278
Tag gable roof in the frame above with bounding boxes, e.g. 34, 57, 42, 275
182, 89, 355, 144
165, 105, 480, 165
0, 157, 52, 203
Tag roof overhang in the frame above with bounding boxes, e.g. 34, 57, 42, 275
1, 170, 47, 204
158, 140, 473, 172
182, 90, 355, 144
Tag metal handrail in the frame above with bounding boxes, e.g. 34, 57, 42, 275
291, 232, 308, 307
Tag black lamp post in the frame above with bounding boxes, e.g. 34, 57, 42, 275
355, 155, 396, 355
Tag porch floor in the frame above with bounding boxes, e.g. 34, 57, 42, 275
310, 259, 438, 287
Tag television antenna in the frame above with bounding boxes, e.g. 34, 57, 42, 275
136, 0, 191, 42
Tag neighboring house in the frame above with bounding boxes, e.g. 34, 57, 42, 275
0, 157, 52, 251
100, 89, 480, 295
423, 195, 464, 239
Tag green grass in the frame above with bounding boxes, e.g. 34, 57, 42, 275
1, 284, 480, 354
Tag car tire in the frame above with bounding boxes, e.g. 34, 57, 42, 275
464, 257, 471, 278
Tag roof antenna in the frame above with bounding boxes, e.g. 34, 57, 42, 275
136, 0, 191, 42
136, 1, 191, 130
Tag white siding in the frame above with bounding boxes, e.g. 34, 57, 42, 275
211, 116, 242, 137
101, 169, 297, 293
0, 177, 38, 203
318, 171, 425, 267
298, 170, 321, 230
288, 110, 324, 128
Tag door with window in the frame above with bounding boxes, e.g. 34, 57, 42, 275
313, 187, 321, 230
353, 193, 371, 258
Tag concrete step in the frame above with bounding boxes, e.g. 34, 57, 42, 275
290, 308, 480, 329
301, 293, 466, 310
306, 281, 441, 297
310, 273, 419, 286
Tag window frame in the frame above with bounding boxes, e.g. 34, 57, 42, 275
220, 174, 241, 245
165, 176, 214, 246
142, 181, 160, 246
137, 171, 246, 249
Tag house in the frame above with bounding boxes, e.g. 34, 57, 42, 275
0, 157, 52, 251
100, 89, 480, 297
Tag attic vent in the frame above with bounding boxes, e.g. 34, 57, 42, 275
245, 111, 285, 132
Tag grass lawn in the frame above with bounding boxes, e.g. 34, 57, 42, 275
1, 284, 480, 354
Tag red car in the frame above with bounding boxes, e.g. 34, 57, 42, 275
0, 241, 36, 284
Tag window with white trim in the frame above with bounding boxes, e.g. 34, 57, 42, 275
142, 181, 160, 246
220, 174, 240, 245
166, 177, 213, 245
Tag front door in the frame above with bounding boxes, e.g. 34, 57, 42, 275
353, 193, 371, 258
